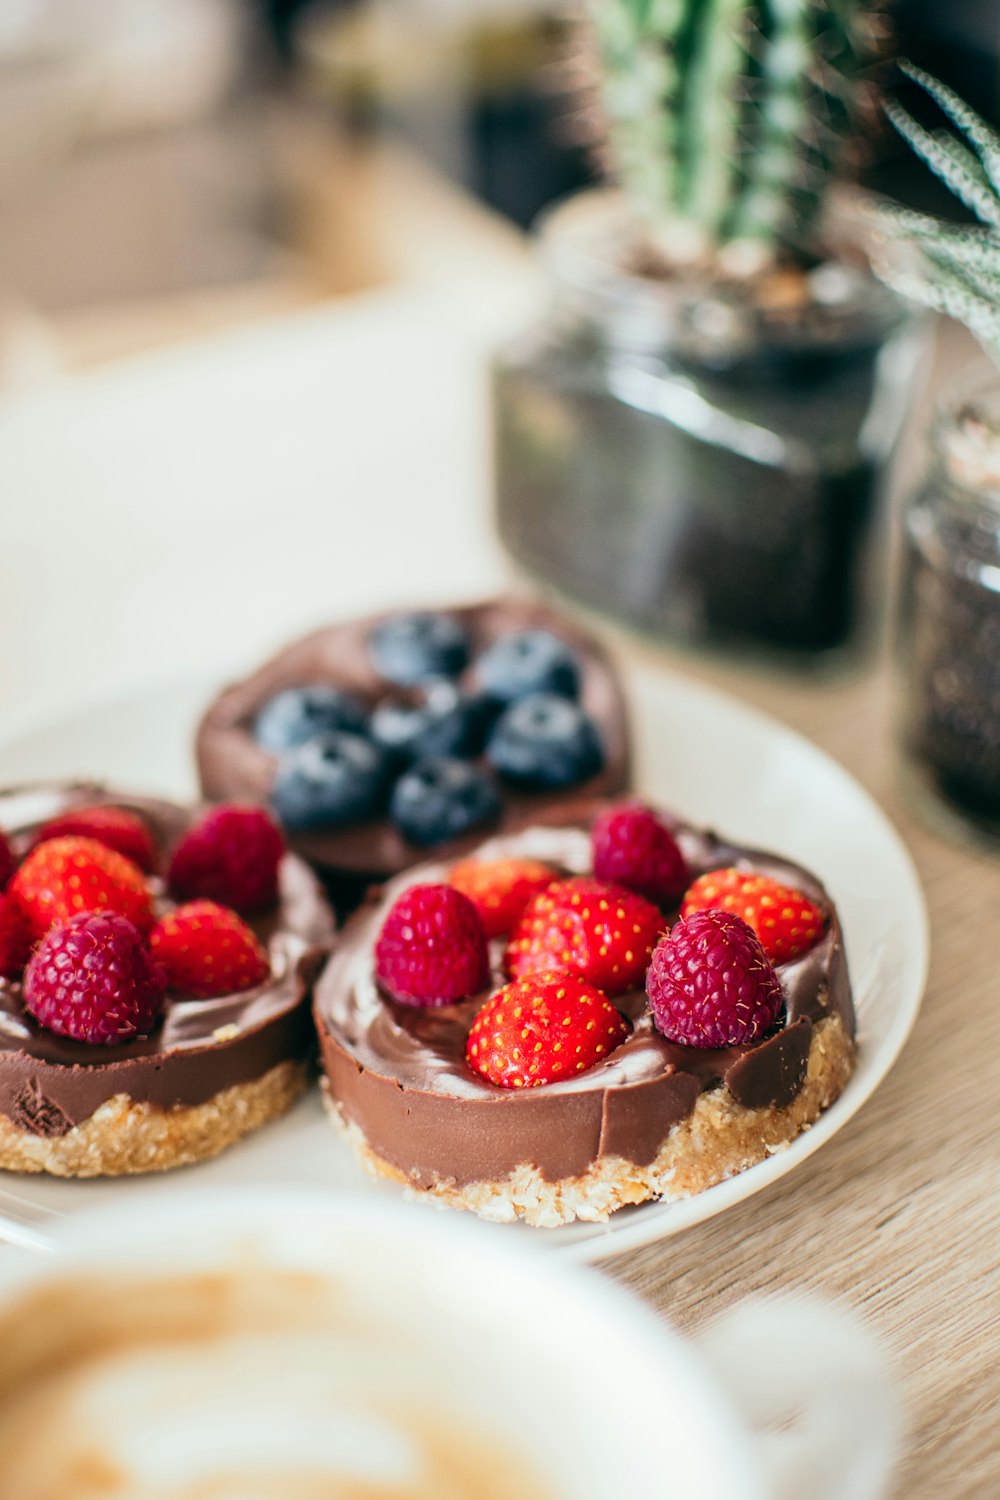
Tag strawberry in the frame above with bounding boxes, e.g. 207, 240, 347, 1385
150, 900, 270, 999
448, 856, 556, 939
466, 971, 629, 1088
8, 836, 154, 940
33, 805, 156, 873
503, 876, 661, 995
0, 894, 32, 980
681, 867, 826, 964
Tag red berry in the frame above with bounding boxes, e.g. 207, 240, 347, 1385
504, 876, 661, 995
592, 802, 688, 905
466, 971, 629, 1089
8, 836, 154, 940
681, 867, 826, 964
0, 830, 14, 890
448, 857, 556, 938
646, 909, 783, 1048
0, 895, 32, 979
150, 900, 270, 999
33, 805, 156, 873
375, 884, 489, 1007
23, 911, 166, 1044
167, 806, 285, 915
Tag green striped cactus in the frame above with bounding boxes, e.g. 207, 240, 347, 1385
586, 0, 884, 266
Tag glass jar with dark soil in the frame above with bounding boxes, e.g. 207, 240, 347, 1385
899, 379, 1000, 846
493, 192, 921, 661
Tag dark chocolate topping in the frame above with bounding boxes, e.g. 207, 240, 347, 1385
195, 599, 630, 880
314, 804, 853, 1187
0, 785, 335, 1135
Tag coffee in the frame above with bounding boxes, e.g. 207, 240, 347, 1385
0, 1191, 897, 1500
0, 1265, 554, 1500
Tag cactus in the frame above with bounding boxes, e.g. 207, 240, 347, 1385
877, 64, 1000, 368
585, 0, 885, 267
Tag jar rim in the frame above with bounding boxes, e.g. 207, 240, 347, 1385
534, 188, 905, 354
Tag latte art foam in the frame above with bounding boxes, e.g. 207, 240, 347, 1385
0, 1268, 553, 1500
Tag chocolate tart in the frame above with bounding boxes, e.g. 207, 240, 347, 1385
195, 599, 630, 911
0, 784, 335, 1179
314, 804, 855, 1227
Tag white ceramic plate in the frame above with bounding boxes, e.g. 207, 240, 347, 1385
0, 665, 927, 1264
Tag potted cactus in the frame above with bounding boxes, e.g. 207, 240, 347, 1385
492, 0, 921, 659
873, 66, 1000, 842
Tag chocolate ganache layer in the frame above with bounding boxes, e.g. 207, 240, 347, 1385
314, 806, 853, 1189
195, 599, 630, 888
0, 785, 335, 1137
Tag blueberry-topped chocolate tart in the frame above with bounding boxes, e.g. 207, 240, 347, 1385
0, 784, 334, 1178
196, 599, 630, 907
314, 800, 855, 1228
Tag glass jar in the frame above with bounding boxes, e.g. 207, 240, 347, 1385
899, 377, 1000, 846
493, 191, 922, 660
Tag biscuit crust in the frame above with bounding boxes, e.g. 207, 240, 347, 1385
0, 1061, 307, 1178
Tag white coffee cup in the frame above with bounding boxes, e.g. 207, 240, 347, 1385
0, 1190, 898, 1500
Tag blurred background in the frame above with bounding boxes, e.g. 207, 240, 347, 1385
0, 0, 995, 378
0, 0, 998, 737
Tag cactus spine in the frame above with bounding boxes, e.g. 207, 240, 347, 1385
586, 0, 882, 267
878, 65, 1000, 368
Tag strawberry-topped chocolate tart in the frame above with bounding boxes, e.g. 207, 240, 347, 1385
0, 784, 333, 1177
314, 801, 855, 1227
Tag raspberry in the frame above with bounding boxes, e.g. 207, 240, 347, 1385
646, 910, 783, 1048
167, 806, 285, 915
681, 867, 826, 964
23, 912, 166, 1044
466, 972, 629, 1089
448, 857, 556, 939
8, 836, 154, 940
375, 884, 489, 1007
0, 830, 14, 890
150, 901, 270, 999
591, 802, 688, 906
503, 876, 661, 995
33, 805, 156, 873
0, 895, 32, 980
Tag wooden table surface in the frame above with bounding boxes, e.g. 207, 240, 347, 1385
602, 639, 998, 1500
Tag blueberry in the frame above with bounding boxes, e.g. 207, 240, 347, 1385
389, 757, 502, 847
368, 612, 469, 686
486, 693, 603, 789
271, 732, 389, 830
254, 685, 368, 753
475, 629, 579, 702
371, 681, 495, 766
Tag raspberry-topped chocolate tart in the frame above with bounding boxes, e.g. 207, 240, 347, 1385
314, 801, 855, 1227
196, 599, 629, 909
0, 785, 334, 1178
